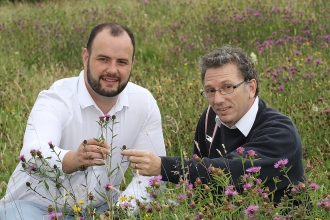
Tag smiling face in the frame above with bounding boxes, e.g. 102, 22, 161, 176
203, 62, 257, 127
82, 28, 134, 99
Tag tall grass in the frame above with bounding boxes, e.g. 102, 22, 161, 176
0, 0, 329, 218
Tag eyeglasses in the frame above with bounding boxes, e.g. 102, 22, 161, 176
201, 80, 248, 98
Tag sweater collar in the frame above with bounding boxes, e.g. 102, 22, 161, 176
216, 96, 259, 137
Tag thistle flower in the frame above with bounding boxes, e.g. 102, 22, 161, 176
246, 166, 261, 173
274, 159, 288, 168
308, 183, 320, 190
314, 59, 323, 66
44, 212, 62, 219
244, 205, 259, 216
29, 164, 36, 172
48, 141, 54, 149
278, 85, 284, 92
247, 150, 258, 158
103, 182, 113, 191
305, 56, 313, 63
18, 155, 25, 162
236, 146, 245, 155
149, 175, 162, 186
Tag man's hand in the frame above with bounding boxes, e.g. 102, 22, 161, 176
62, 138, 111, 174
121, 150, 161, 176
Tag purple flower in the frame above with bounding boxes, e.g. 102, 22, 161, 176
18, 155, 25, 161
246, 166, 261, 173
104, 114, 111, 121
225, 185, 238, 197
274, 159, 288, 168
308, 183, 320, 190
294, 51, 300, 56
29, 164, 36, 172
244, 205, 259, 216
99, 115, 105, 121
317, 197, 330, 207
314, 59, 323, 66
236, 146, 245, 155
30, 149, 36, 156
45, 212, 62, 218
247, 150, 258, 158
318, 97, 323, 101
149, 175, 162, 186
278, 85, 284, 92
103, 182, 113, 191
305, 56, 313, 63
243, 183, 254, 190
177, 194, 185, 200
123, 202, 132, 208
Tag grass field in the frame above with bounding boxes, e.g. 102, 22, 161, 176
0, 0, 329, 219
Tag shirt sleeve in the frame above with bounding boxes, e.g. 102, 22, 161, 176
20, 91, 71, 178
119, 92, 166, 211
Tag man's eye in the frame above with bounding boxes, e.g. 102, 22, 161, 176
206, 89, 216, 93
224, 85, 233, 89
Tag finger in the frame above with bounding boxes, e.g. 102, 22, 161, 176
121, 149, 144, 157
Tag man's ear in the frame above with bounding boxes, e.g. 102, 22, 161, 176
249, 79, 257, 98
82, 48, 89, 67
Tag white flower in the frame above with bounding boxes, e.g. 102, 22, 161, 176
250, 52, 257, 63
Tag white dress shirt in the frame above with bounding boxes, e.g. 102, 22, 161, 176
2, 70, 166, 210
215, 97, 259, 136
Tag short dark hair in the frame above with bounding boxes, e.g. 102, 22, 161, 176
86, 22, 135, 58
199, 45, 259, 97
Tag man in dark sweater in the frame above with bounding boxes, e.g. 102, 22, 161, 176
121, 45, 304, 204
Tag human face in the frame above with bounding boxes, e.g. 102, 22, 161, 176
203, 63, 256, 127
83, 29, 134, 98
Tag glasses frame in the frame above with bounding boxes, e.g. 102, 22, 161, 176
200, 80, 249, 98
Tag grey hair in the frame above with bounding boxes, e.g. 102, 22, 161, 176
198, 45, 259, 97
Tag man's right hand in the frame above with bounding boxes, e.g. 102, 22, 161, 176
62, 138, 111, 174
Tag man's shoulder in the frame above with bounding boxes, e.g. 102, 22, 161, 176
42, 76, 79, 98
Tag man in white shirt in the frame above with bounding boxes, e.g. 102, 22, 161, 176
0, 22, 166, 219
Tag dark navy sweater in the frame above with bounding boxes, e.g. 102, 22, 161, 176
160, 98, 305, 203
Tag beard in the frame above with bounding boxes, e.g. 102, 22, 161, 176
86, 61, 130, 97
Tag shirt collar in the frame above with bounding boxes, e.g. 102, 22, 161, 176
215, 96, 259, 137
78, 70, 129, 113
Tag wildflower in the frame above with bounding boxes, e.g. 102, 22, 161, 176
45, 212, 62, 219
305, 56, 313, 63
225, 185, 238, 197
192, 154, 201, 162
104, 114, 111, 121
297, 182, 306, 191
29, 164, 36, 172
123, 202, 132, 208
48, 141, 54, 149
317, 197, 330, 207
250, 52, 257, 63
314, 59, 323, 66
247, 150, 258, 158
149, 191, 156, 198
30, 149, 36, 157
99, 115, 105, 121
278, 85, 284, 92
318, 97, 323, 101
18, 155, 25, 162
119, 195, 128, 202
308, 183, 320, 190
236, 146, 245, 155
149, 175, 162, 186
177, 194, 185, 200
243, 183, 254, 190
78, 200, 84, 205
73, 205, 81, 213
208, 166, 215, 173
244, 205, 259, 216
274, 159, 289, 168
103, 182, 113, 191
246, 166, 261, 174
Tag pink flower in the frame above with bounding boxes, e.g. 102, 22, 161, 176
99, 115, 105, 121
225, 185, 238, 197
243, 183, 254, 190
246, 166, 261, 173
278, 85, 284, 92
103, 182, 113, 191
29, 164, 36, 172
149, 175, 162, 186
236, 146, 245, 155
274, 159, 289, 168
18, 155, 25, 162
308, 183, 320, 190
244, 205, 259, 216
314, 59, 323, 66
45, 212, 62, 218
247, 150, 258, 158
305, 56, 313, 63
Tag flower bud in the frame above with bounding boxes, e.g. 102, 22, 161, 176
156, 204, 161, 212
112, 115, 116, 120
26, 182, 31, 187
89, 192, 95, 201
48, 205, 53, 213
189, 200, 196, 209
204, 184, 210, 192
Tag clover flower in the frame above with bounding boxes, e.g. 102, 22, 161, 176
274, 159, 288, 168
246, 166, 261, 173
